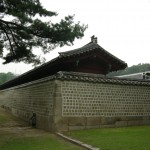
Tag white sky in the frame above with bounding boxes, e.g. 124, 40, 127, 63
1, 0, 150, 74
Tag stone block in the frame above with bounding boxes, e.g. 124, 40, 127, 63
86, 117, 100, 126
101, 117, 116, 125
55, 117, 68, 125
120, 116, 129, 121
115, 121, 128, 127
86, 125, 100, 129
142, 116, 150, 120
142, 120, 150, 125
127, 120, 141, 126
68, 117, 86, 126
99, 124, 115, 128
53, 117, 69, 131
69, 126, 86, 131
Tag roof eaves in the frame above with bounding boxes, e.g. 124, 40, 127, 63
59, 42, 127, 67
0, 56, 61, 88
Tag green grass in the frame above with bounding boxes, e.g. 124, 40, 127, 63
0, 135, 83, 150
66, 126, 150, 150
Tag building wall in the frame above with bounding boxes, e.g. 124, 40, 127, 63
57, 80, 150, 131
0, 79, 56, 131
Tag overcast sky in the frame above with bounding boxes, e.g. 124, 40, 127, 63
1, 0, 150, 74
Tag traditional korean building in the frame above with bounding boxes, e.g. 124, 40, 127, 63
0, 36, 127, 90
0, 36, 150, 132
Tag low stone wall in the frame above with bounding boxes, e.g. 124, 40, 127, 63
0, 72, 150, 132
61, 81, 150, 117
0, 79, 56, 131
55, 79, 150, 131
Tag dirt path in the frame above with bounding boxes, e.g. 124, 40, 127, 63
0, 108, 85, 150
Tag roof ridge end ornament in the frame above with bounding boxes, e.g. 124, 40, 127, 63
91, 35, 97, 44
57, 71, 64, 78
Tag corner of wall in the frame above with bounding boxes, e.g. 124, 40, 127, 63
53, 80, 67, 131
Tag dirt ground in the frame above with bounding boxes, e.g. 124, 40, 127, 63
0, 108, 85, 150
0, 108, 52, 137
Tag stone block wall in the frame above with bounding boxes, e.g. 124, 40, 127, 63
58, 80, 150, 131
0, 75, 150, 132
0, 79, 56, 131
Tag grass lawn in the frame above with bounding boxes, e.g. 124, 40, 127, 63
0, 134, 84, 150
66, 126, 150, 150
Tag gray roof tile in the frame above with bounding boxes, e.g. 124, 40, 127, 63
56, 71, 150, 86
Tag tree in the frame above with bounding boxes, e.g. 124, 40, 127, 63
0, 0, 87, 65
107, 63, 150, 77
0, 72, 16, 85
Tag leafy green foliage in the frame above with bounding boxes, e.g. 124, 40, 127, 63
0, 72, 16, 85
0, 0, 87, 65
107, 63, 150, 77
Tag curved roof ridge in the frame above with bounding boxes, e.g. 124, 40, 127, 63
59, 41, 126, 65
0, 37, 127, 90
59, 41, 93, 56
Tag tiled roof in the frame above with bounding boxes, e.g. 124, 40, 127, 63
59, 42, 127, 66
1, 71, 150, 90
0, 37, 127, 90
56, 71, 150, 86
